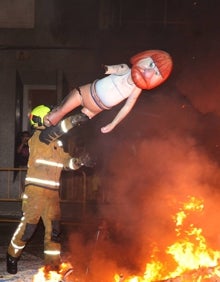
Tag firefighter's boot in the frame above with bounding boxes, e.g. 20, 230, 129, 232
6, 253, 18, 274
39, 113, 89, 144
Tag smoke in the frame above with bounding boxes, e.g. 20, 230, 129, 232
175, 38, 220, 116
67, 86, 220, 280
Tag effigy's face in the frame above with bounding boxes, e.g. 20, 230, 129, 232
132, 57, 164, 90
137, 57, 162, 78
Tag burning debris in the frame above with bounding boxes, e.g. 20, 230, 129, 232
2, 195, 220, 282
114, 196, 220, 282
33, 262, 74, 282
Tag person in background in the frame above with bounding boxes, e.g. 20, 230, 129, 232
15, 131, 30, 168
7, 105, 94, 275
13, 131, 31, 191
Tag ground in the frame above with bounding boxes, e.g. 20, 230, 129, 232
0, 222, 77, 282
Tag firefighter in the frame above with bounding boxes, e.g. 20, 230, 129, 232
42, 49, 173, 142
6, 105, 93, 275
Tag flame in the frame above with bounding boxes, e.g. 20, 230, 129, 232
115, 196, 220, 282
33, 262, 73, 282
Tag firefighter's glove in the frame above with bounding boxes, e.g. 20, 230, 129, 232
79, 153, 96, 168
39, 124, 64, 144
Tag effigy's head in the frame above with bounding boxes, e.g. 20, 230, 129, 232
130, 49, 173, 90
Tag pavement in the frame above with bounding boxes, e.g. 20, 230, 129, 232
0, 198, 101, 282
0, 222, 78, 282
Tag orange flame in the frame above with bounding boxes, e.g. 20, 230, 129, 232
33, 262, 73, 282
114, 196, 220, 282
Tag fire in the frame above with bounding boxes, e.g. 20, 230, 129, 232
33, 262, 73, 282
33, 266, 61, 282
115, 196, 220, 282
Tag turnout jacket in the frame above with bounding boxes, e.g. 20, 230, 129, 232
25, 130, 79, 190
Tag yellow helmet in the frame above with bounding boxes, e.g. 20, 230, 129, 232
29, 105, 51, 128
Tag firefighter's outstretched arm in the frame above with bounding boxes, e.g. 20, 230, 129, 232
39, 113, 89, 144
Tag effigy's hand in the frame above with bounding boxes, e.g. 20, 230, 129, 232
100, 122, 115, 133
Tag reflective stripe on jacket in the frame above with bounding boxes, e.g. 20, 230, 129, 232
25, 130, 72, 190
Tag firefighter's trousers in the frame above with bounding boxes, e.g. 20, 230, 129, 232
7, 185, 61, 266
